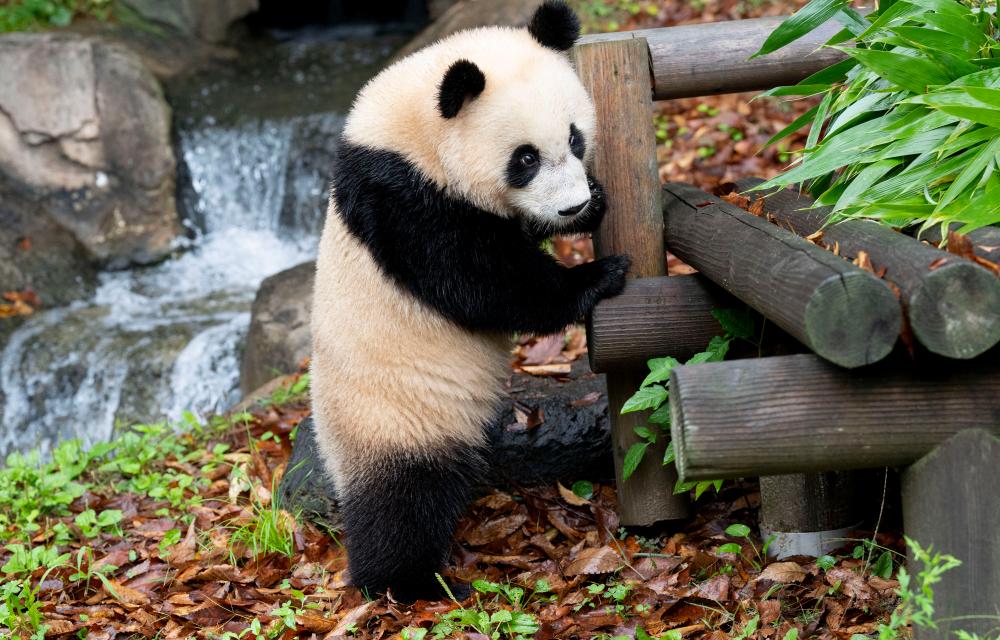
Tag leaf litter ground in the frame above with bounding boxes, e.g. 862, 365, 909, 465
5, 363, 906, 640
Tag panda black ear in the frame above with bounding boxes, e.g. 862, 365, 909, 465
438, 59, 486, 119
528, 1, 581, 51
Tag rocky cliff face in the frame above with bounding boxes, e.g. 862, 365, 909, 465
0, 32, 180, 269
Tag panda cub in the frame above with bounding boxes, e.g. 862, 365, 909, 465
310, 0, 631, 603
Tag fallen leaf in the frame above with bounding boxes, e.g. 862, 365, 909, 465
853, 250, 875, 274
107, 581, 151, 605
721, 192, 751, 210
297, 614, 338, 633
170, 520, 198, 565
749, 197, 765, 217
806, 230, 824, 244
329, 601, 379, 637
930, 257, 950, 270
570, 391, 602, 407
558, 481, 591, 506
563, 545, 624, 575
44, 620, 77, 635
696, 573, 730, 600
465, 513, 529, 546
947, 230, 975, 260
754, 561, 807, 584
696, 202, 714, 207
758, 599, 780, 625
826, 568, 876, 599
521, 364, 571, 377
521, 334, 566, 366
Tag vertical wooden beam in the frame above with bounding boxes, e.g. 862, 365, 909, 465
759, 472, 863, 559
902, 429, 1000, 640
573, 38, 690, 525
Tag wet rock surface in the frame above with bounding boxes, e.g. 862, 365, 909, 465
241, 261, 316, 395
395, 0, 543, 59
280, 360, 613, 527
0, 32, 179, 268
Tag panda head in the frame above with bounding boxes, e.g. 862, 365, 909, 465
434, 2, 597, 231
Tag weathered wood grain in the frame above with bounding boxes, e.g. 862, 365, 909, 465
574, 38, 689, 524
669, 352, 1000, 481
737, 178, 1000, 360
586, 274, 738, 373
578, 16, 848, 101
902, 430, 1000, 640
662, 182, 901, 369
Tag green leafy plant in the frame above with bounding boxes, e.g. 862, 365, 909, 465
0, 576, 48, 639
260, 373, 311, 407
432, 576, 542, 640
0, 0, 114, 33
620, 307, 765, 492
68, 547, 120, 598
716, 524, 775, 571
0, 440, 91, 538
1, 544, 70, 576
756, 0, 1000, 236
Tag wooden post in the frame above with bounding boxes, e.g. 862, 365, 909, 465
901, 430, 1000, 640
759, 472, 863, 559
573, 38, 690, 525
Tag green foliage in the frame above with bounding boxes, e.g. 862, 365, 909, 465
0, 0, 113, 33
1, 544, 69, 576
0, 576, 48, 638
260, 373, 311, 407
757, 0, 1000, 235
431, 576, 546, 640
621, 307, 765, 487
0, 440, 89, 539
571, 480, 595, 500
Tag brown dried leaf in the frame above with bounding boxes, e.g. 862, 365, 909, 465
44, 620, 77, 635
465, 513, 528, 546
563, 545, 624, 576
755, 561, 808, 584
557, 481, 591, 506
749, 197, 765, 217
930, 257, 950, 270
570, 391, 602, 407
806, 230, 824, 244
521, 364, 571, 377
696, 573, 730, 601
170, 520, 198, 565
721, 192, 751, 210
826, 568, 876, 599
328, 601, 379, 638
947, 230, 975, 260
853, 251, 875, 274
696, 202, 714, 207
107, 581, 151, 605
521, 334, 566, 366
297, 614, 338, 633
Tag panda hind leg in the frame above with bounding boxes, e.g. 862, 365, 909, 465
338, 445, 483, 604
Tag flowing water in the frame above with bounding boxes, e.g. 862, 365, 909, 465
0, 32, 405, 460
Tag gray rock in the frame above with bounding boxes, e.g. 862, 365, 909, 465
395, 0, 544, 60
118, 0, 259, 42
240, 261, 315, 396
279, 360, 613, 527
0, 32, 179, 268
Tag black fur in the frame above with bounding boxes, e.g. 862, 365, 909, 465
528, 1, 581, 51
339, 444, 484, 603
570, 123, 586, 160
438, 60, 486, 119
506, 144, 541, 188
333, 142, 630, 336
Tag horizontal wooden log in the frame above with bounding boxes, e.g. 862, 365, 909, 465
737, 178, 1000, 360
669, 352, 1000, 481
909, 221, 1000, 267
586, 274, 737, 373
578, 16, 848, 101
661, 182, 901, 369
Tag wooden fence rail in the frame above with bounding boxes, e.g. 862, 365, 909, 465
578, 15, 849, 100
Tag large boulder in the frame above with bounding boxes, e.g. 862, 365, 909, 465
240, 261, 315, 395
0, 32, 179, 269
279, 360, 614, 530
118, 0, 259, 42
394, 0, 544, 59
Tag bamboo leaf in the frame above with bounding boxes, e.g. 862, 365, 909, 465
762, 104, 820, 149
910, 13, 987, 48
807, 90, 836, 150
834, 46, 953, 93
750, 0, 849, 59
835, 6, 871, 36
835, 159, 903, 209
884, 25, 974, 55
935, 136, 1000, 211
856, 1, 926, 40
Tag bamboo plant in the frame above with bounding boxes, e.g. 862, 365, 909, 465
755, 0, 999, 238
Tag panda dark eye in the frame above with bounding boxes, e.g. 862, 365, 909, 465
520, 153, 538, 167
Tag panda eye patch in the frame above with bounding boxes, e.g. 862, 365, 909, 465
507, 144, 541, 188
569, 123, 586, 160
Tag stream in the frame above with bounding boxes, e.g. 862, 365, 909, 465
0, 31, 406, 460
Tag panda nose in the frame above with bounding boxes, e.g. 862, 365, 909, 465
558, 201, 588, 217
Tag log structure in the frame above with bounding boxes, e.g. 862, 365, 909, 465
586, 274, 739, 373
578, 15, 848, 100
662, 182, 901, 369
573, 38, 690, 525
669, 352, 1000, 481
737, 178, 1000, 359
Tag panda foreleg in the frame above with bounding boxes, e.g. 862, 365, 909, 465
338, 443, 483, 604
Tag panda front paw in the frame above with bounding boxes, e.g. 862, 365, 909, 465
590, 253, 632, 299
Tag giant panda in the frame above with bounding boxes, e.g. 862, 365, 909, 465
310, 0, 632, 603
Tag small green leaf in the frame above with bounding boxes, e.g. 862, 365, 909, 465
621, 385, 668, 413
817, 555, 837, 570
648, 402, 671, 425
622, 443, 649, 480
718, 543, 742, 554
673, 479, 697, 494
694, 481, 715, 499
711, 308, 754, 339
834, 46, 952, 94
872, 550, 893, 578
633, 425, 655, 442
571, 481, 594, 501
663, 440, 675, 465
641, 356, 680, 388
726, 524, 752, 538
